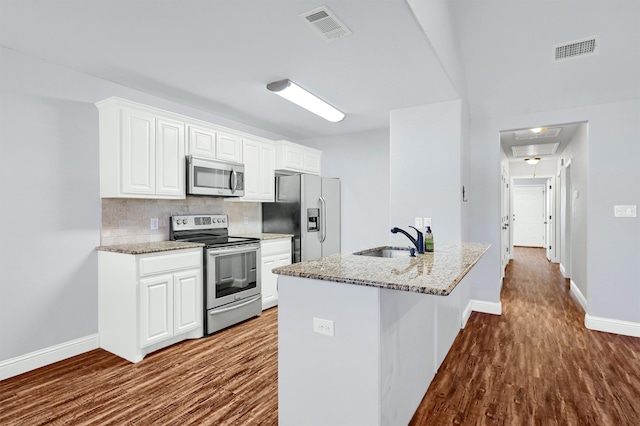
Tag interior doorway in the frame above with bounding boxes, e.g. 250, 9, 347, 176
499, 122, 585, 277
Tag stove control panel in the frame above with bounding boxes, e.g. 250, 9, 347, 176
171, 214, 228, 230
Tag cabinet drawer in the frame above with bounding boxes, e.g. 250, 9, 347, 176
139, 250, 201, 277
261, 239, 292, 257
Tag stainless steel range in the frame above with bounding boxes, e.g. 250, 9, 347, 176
170, 214, 261, 335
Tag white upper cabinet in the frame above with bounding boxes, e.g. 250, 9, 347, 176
229, 138, 275, 202
187, 125, 217, 158
216, 132, 243, 163
274, 140, 322, 175
97, 98, 186, 199
186, 124, 242, 164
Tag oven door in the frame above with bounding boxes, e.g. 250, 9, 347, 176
206, 244, 260, 309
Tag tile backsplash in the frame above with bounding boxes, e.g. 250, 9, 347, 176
101, 197, 261, 246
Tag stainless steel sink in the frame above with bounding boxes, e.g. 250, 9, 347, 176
353, 246, 413, 258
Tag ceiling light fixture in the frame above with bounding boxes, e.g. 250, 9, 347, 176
524, 157, 541, 165
266, 79, 344, 123
529, 127, 546, 134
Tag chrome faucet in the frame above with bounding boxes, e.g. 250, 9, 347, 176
390, 226, 424, 254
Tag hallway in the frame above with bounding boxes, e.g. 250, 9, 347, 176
410, 247, 640, 424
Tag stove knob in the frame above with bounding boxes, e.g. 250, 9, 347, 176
182, 219, 188, 225
217, 218, 222, 223
222, 217, 226, 223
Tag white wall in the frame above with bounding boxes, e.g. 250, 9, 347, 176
557, 124, 589, 298
390, 101, 462, 245
468, 99, 640, 324
0, 47, 288, 362
302, 129, 390, 252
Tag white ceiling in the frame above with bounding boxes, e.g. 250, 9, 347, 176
0, 0, 457, 140
1, 1, 638, 141
500, 122, 583, 162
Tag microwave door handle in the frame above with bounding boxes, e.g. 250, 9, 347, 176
319, 196, 327, 243
230, 168, 237, 194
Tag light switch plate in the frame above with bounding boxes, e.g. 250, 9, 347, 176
150, 218, 159, 230
414, 217, 423, 229
614, 205, 637, 218
424, 217, 432, 227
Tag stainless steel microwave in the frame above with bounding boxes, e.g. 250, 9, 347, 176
187, 155, 245, 197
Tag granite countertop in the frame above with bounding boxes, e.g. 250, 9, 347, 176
233, 233, 294, 241
272, 242, 490, 296
96, 241, 205, 255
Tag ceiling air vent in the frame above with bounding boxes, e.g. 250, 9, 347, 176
553, 36, 599, 62
512, 143, 560, 158
301, 6, 352, 42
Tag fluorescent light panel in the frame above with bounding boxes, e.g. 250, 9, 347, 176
267, 79, 344, 122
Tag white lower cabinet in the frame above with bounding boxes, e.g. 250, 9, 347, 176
99, 248, 203, 363
261, 238, 292, 310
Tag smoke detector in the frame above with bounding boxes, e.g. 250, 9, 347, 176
301, 6, 352, 42
553, 35, 599, 62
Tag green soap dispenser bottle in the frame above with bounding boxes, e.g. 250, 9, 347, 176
424, 226, 434, 252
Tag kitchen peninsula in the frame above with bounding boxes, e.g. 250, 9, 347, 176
273, 242, 490, 426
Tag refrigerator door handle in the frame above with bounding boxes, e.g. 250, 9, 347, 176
319, 196, 327, 243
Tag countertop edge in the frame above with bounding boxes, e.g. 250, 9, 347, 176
274, 243, 491, 296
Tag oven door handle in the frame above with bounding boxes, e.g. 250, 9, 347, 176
208, 245, 260, 256
209, 295, 261, 315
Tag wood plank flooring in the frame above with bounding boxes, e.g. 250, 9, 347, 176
410, 247, 640, 425
1, 247, 639, 425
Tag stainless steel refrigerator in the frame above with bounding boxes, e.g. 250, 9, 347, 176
262, 174, 340, 263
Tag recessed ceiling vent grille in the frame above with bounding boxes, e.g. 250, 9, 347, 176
301, 6, 352, 42
512, 143, 560, 158
553, 36, 599, 62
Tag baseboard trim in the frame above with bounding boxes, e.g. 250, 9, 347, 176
569, 280, 587, 313
585, 315, 640, 338
0, 334, 99, 381
559, 263, 568, 278
462, 299, 502, 328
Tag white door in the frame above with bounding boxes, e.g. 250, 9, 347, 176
560, 164, 572, 277
500, 169, 511, 275
121, 108, 156, 195
259, 142, 275, 201
242, 139, 261, 200
545, 178, 555, 261
188, 125, 216, 158
155, 117, 185, 197
140, 275, 173, 347
173, 269, 201, 335
216, 132, 242, 163
513, 186, 545, 247
261, 255, 278, 310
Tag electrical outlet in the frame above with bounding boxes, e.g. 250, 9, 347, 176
424, 218, 432, 227
414, 217, 423, 229
244, 216, 249, 225
313, 317, 335, 337
150, 218, 159, 230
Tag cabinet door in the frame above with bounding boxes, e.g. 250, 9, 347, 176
282, 144, 304, 171
188, 125, 217, 158
156, 117, 185, 197
259, 142, 275, 201
242, 139, 261, 200
304, 150, 321, 175
216, 132, 242, 163
140, 274, 173, 347
261, 255, 278, 310
121, 108, 156, 195
173, 269, 201, 335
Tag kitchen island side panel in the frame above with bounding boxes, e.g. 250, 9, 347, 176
379, 288, 437, 425
278, 276, 382, 426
